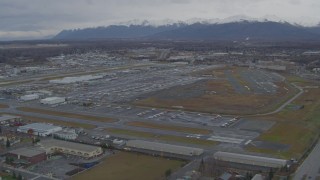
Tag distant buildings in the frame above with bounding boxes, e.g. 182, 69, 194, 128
17, 123, 63, 136
0, 115, 21, 124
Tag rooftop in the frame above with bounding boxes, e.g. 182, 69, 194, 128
40, 139, 100, 152
18, 123, 62, 132
9, 147, 45, 157
126, 140, 204, 156
214, 151, 287, 165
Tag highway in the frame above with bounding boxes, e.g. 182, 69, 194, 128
293, 140, 320, 180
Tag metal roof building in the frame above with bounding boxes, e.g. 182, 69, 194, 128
126, 140, 204, 156
7, 147, 47, 165
17, 123, 62, 136
40, 97, 65, 105
213, 151, 287, 168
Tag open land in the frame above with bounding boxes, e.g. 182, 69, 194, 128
135, 67, 298, 115
72, 152, 185, 180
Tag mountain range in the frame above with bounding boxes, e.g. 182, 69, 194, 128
53, 19, 320, 41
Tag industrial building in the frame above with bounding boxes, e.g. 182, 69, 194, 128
0, 115, 21, 124
213, 151, 287, 168
7, 147, 47, 165
39, 139, 103, 158
40, 97, 65, 105
17, 123, 63, 136
53, 129, 78, 140
20, 94, 39, 101
49, 74, 104, 84
126, 140, 204, 156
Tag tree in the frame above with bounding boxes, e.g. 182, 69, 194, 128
199, 158, 205, 172
17, 173, 23, 180
165, 169, 172, 178
12, 171, 16, 179
268, 168, 274, 180
5, 156, 9, 163
6, 138, 10, 148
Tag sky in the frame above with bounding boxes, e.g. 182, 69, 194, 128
1, 0, 320, 40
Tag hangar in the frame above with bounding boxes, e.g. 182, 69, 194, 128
213, 151, 287, 168
126, 140, 204, 156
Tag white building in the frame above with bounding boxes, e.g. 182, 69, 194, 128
49, 74, 104, 84
40, 97, 65, 105
53, 129, 78, 140
20, 94, 39, 101
17, 123, 62, 136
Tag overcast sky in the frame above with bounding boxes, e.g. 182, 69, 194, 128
1, 0, 320, 40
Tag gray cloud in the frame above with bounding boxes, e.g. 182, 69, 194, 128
0, 0, 319, 40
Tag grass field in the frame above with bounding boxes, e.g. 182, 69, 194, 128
0, 104, 9, 108
134, 67, 297, 115
72, 152, 185, 180
247, 87, 320, 159
17, 107, 116, 123
126, 121, 211, 135
1, 113, 96, 129
107, 128, 217, 147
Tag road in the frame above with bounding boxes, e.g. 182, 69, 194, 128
293, 140, 320, 180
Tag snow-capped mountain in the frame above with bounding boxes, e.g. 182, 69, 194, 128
53, 15, 320, 41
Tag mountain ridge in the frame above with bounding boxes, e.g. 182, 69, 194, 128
53, 20, 320, 41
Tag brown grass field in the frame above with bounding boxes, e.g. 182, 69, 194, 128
17, 107, 116, 123
135, 77, 297, 115
72, 152, 185, 180
107, 128, 217, 147
247, 87, 320, 159
1, 113, 96, 129
0, 104, 9, 108
126, 121, 212, 135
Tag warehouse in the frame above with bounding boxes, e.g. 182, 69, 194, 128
7, 147, 47, 165
39, 139, 103, 158
49, 74, 104, 84
40, 97, 65, 105
20, 94, 39, 101
17, 123, 62, 136
126, 140, 204, 156
53, 129, 78, 140
213, 151, 287, 168
0, 115, 21, 124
